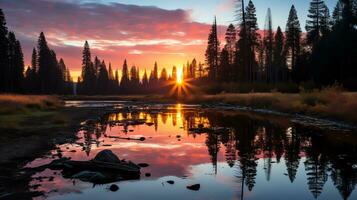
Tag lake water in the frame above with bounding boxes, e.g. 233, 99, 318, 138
26, 103, 357, 200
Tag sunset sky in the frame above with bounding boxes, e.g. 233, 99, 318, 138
0, 0, 337, 80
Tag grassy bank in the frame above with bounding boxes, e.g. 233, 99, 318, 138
0, 95, 101, 165
183, 87, 357, 124
0, 95, 64, 131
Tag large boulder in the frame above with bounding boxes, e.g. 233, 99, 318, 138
93, 150, 121, 163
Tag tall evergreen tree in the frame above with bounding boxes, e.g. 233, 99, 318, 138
7, 32, 24, 92
205, 17, 220, 80
332, 0, 344, 25
273, 26, 287, 82
285, 5, 302, 82
225, 24, 236, 65
97, 61, 109, 94
264, 8, 274, 83
219, 48, 230, 81
160, 68, 168, 82
37, 32, 56, 93
142, 69, 149, 91
80, 41, 96, 94
306, 0, 330, 45
120, 59, 130, 93
235, 0, 259, 82
0, 9, 9, 92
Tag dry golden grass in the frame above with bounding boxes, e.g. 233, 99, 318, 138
0, 95, 63, 114
184, 86, 357, 123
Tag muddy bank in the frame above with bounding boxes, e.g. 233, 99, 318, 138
0, 107, 103, 199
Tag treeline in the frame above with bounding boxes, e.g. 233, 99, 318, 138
0, 9, 73, 94
78, 41, 204, 95
205, 0, 357, 90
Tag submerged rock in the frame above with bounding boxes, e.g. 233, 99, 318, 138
186, 184, 200, 191
138, 163, 149, 168
167, 180, 175, 184
72, 171, 106, 182
109, 184, 119, 192
93, 150, 121, 163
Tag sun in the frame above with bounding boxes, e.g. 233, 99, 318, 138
176, 70, 183, 85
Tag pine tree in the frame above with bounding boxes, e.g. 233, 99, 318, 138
98, 61, 109, 94
94, 56, 101, 77
8, 32, 24, 92
273, 26, 287, 82
142, 69, 149, 91
246, 0, 260, 82
160, 68, 168, 82
225, 24, 237, 65
306, 0, 330, 45
333, 0, 344, 25
37, 32, 55, 93
220, 24, 236, 81
120, 59, 130, 93
205, 17, 220, 80
219, 48, 230, 81
264, 8, 274, 83
80, 41, 95, 94
235, 0, 259, 82
153, 62, 159, 81
0, 9, 9, 92
285, 5, 302, 82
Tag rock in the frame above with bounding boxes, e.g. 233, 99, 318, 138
167, 180, 174, 184
138, 163, 149, 168
145, 173, 151, 177
72, 171, 106, 182
176, 135, 181, 138
139, 137, 146, 141
109, 184, 119, 192
69, 150, 76, 153
93, 150, 121, 163
186, 184, 200, 191
146, 122, 154, 126
102, 144, 112, 147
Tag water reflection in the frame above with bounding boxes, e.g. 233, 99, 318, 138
27, 105, 357, 200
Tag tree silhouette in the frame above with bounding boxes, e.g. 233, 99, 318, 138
8, 32, 24, 92
284, 128, 301, 182
273, 26, 287, 82
285, 5, 302, 82
306, 0, 330, 45
120, 59, 130, 93
80, 41, 96, 95
205, 17, 220, 80
263, 8, 274, 83
0, 8, 9, 92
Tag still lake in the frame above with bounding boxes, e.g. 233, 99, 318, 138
26, 102, 357, 200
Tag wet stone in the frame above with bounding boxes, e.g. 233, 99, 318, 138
186, 184, 200, 191
109, 184, 119, 192
167, 180, 174, 184
138, 163, 149, 168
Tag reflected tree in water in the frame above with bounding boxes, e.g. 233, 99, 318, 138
304, 135, 328, 199
284, 127, 301, 182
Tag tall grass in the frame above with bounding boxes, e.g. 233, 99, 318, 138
184, 85, 357, 123
0, 95, 63, 114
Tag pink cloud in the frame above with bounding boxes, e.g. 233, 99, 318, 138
0, 0, 227, 78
